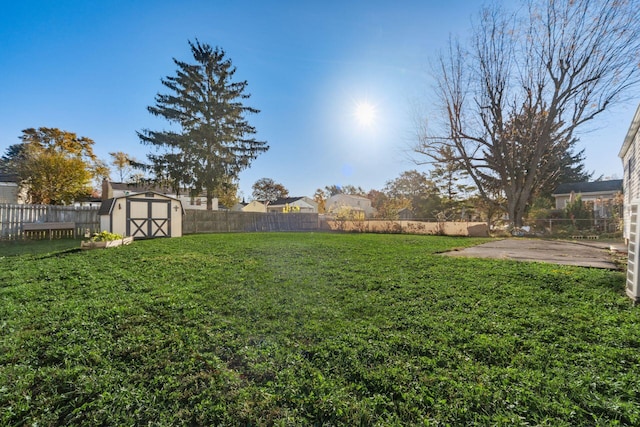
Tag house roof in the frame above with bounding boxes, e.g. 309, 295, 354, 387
270, 196, 307, 206
552, 179, 623, 196
109, 181, 172, 194
0, 173, 19, 183
619, 102, 640, 159
328, 193, 370, 201
76, 196, 102, 203
108, 181, 206, 197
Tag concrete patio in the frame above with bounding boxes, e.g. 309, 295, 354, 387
442, 238, 627, 269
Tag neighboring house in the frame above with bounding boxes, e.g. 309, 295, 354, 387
552, 180, 623, 209
326, 194, 376, 218
231, 201, 247, 211
267, 197, 318, 213
620, 102, 640, 240
552, 180, 622, 218
102, 180, 217, 211
398, 207, 414, 220
183, 194, 209, 209
0, 173, 23, 204
232, 200, 267, 212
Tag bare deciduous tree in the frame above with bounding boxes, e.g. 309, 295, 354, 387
251, 177, 289, 202
416, 0, 640, 227
109, 151, 136, 182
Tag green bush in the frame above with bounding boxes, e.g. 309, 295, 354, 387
564, 196, 593, 230
90, 231, 124, 242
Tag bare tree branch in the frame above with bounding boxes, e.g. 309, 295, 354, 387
415, 0, 640, 226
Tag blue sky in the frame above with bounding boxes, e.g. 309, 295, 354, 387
0, 0, 636, 199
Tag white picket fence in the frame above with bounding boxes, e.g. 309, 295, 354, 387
0, 203, 100, 240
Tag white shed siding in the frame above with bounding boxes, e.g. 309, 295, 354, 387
99, 192, 183, 238
112, 200, 128, 235
100, 215, 110, 232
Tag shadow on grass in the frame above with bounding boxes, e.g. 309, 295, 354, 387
0, 238, 84, 257
35, 247, 84, 260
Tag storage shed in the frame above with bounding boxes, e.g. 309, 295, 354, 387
98, 192, 184, 239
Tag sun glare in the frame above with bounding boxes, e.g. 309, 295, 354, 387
354, 101, 376, 127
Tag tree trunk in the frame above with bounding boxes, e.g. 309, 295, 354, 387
512, 205, 524, 228
206, 188, 214, 211
506, 186, 531, 229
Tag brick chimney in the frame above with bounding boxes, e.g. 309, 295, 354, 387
102, 179, 112, 200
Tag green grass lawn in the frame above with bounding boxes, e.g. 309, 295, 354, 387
1, 233, 638, 426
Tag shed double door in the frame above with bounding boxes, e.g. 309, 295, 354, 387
126, 198, 172, 238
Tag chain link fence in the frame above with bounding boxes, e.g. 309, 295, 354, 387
511, 217, 622, 238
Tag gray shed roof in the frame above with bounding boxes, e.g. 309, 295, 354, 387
98, 199, 115, 216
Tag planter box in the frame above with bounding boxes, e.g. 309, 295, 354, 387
81, 236, 134, 250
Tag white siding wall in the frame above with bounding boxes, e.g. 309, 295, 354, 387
622, 109, 640, 240
0, 183, 19, 204
326, 194, 375, 217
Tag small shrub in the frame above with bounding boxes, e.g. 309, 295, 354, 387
90, 231, 124, 242
564, 196, 593, 230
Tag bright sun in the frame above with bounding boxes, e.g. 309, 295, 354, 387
354, 101, 376, 127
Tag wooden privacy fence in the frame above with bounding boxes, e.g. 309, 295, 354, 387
184, 211, 319, 233
0, 204, 100, 240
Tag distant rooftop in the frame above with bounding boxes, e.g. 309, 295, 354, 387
270, 197, 306, 205
108, 181, 206, 197
553, 179, 623, 195
0, 173, 19, 183
109, 181, 171, 194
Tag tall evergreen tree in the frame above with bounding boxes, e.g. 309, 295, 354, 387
0, 144, 26, 174
139, 40, 268, 210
